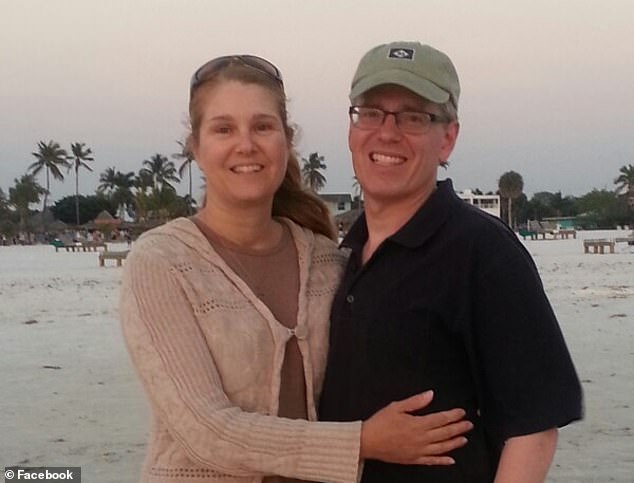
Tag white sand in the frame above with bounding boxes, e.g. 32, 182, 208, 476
1, 232, 632, 482
0, 243, 148, 482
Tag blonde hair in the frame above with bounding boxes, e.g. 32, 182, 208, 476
187, 62, 335, 240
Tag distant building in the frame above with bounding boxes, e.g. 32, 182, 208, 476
320, 190, 499, 219
458, 189, 501, 218
319, 193, 353, 216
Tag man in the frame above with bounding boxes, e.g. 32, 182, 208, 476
319, 41, 583, 483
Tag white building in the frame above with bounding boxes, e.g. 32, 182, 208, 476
457, 189, 501, 218
320, 190, 499, 219
319, 193, 353, 216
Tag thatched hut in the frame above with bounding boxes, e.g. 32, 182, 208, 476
334, 209, 364, 234
94, 210, 121, 227
28, 210, 67, 234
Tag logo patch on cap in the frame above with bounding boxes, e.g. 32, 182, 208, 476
388, 48, 415, 60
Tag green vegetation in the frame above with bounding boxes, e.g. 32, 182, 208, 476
51, 195, 117, 226
28, 140, 70, 214
68, 142, 95, 226
499, 168, 633, 229
173, 140, 195, 215
0, 138, 631, 237
498, 171, 524, 228
8, 174, 47, 231
301, 152, 327, 192
0, 139, 199, 240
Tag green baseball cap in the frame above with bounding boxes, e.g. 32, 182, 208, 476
349, 41, 460, 110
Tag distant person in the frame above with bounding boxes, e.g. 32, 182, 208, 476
120, 54, 472, 483
319, 41, 583, 482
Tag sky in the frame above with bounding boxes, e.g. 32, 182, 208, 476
1, 0, 633, 205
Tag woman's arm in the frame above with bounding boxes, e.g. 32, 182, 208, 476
121, 249, 362, 483
494, 428, 558, 483
361, 390, 472, 465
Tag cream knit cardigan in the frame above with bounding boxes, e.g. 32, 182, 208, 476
120, 217, 362, 483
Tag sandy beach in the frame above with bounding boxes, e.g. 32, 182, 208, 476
1, 231, 632, 482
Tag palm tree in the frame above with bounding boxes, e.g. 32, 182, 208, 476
0, 188, 8, 213
301, 152, 327, 192
98, 167, 135, 217
134, 169, 154, 194
615, 164, 634, 217
112, 171, 136, 217
9, 174, 46, 229
98, 167, 118, 194
173, 140, 194, 214
352, 175, 363, 199
614, 164, 634, 196
132, 169, 154, 222
141, 154, 180, 192
0, 188, 10, 227
28, 140, 70, 214
68, 142, 94, 225
498, 171, 524, 228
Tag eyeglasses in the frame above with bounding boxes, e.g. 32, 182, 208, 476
189, 55, 284, 98
348, 106, 449, 134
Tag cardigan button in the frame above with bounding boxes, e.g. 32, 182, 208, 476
346, 294, 354, 303
290, 326, 308, 339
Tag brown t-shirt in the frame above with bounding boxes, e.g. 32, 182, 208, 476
192, 218, 310, 483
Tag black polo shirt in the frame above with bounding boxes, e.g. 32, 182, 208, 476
319, 179, 583, 483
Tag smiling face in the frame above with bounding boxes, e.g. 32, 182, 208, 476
348, 84, 459, 211
191, 80, 289, 211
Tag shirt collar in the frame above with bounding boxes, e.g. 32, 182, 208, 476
341, 179, 458, 251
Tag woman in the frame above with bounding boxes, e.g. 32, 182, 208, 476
120, 55, 471, 483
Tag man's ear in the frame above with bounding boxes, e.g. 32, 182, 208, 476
439, 121, 460, 162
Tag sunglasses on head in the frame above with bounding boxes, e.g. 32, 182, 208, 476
189, 55, 284, 98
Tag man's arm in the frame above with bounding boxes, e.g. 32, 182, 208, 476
494, 428, 558, 483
